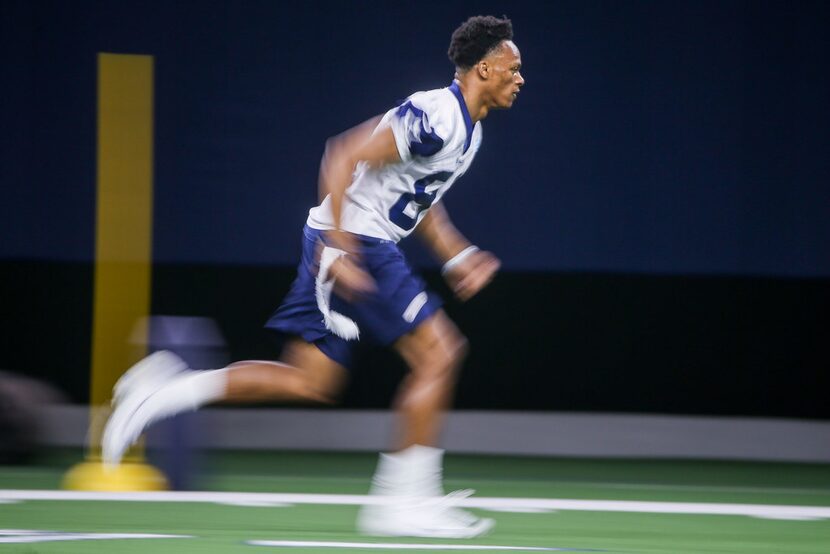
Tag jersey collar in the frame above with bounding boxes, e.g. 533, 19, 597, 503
448, 80, 474, 153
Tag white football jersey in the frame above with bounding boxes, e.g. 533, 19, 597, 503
307, 81, 483, 242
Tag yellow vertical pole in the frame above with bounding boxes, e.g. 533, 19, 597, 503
64, 53, 166, 490
91, 53, 154, 407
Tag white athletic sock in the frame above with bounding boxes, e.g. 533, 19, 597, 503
122, 369, 228, 442
370, 444, 445, 498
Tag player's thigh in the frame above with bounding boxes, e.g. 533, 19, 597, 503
281, 338, 349, 398
394, 310, 468, 376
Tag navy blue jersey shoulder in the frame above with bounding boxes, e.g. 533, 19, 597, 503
396, 101, 444, 157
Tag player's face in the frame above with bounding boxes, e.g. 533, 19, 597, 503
485, 40, 524, 109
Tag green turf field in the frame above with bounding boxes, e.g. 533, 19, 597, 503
1, 449, 829, 553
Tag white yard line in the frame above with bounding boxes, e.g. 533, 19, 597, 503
248, 540, 583, 551
1, 490, 828, 520
0, 530, 190, 544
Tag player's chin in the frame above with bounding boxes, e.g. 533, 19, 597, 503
500, 94, 518, 109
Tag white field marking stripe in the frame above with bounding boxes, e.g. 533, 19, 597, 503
0, 530, 190, 544
1, 490, 829, 520
248, 540, 580, 551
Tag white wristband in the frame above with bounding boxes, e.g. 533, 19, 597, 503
441, 245, 479, 275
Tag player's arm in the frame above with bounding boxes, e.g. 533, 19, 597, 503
416, 202, 501, 301
318, 117, 401, 251
414, 201, 469, 263
317, 117, 401, 299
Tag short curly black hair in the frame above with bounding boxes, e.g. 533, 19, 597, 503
447, 15, 513, 71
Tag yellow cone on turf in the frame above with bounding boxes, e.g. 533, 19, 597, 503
62, 459, 168, 492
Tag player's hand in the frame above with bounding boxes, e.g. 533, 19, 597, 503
323, 230, 377, 302
444, 250, 500, 301
328, 255, 377, 302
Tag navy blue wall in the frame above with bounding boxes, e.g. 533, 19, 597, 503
2, 0, 829, 276
2, 2, 828, 415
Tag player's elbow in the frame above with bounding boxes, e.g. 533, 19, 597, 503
323, 136, 360, 170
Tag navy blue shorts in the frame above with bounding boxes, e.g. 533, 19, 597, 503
265, 225, 442, 368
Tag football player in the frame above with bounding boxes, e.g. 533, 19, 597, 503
104, 14, 524, 538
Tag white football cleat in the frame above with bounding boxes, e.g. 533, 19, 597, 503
357, 489, 495, 539
112, 350, 188, 407
102, 350, 188, 467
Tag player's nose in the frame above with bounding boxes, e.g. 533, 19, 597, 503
515, 72, 525, 87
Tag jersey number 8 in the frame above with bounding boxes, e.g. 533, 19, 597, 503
388, 171, 453, 231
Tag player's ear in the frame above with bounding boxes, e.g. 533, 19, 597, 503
476, 61, 490, 80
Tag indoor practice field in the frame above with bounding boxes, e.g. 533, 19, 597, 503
1, 449, 828, 553
4, 2, 829, 554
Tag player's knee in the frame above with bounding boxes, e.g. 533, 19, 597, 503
452, 333, 469, 364
418, 332, 468, 382
441, 324, 468, 364
280, 340, 348, 404
289, 371, 344, 404
311, 375, 347, 404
